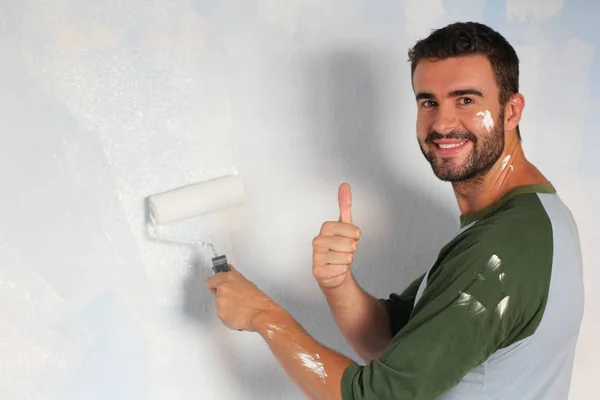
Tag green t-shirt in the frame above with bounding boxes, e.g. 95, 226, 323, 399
341, 183, 584, 399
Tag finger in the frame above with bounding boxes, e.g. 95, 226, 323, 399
312, 235, 358, 252
313, 250, 354, 265
206, 273, 228, 290
226, 266, 250, 283
319, 221, 361, 239
338, 183, 353, 224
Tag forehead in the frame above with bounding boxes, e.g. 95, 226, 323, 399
412, 55, 498, 96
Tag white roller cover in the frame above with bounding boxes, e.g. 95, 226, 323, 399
148, 175, 246, 225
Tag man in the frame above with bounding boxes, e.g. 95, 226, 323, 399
206, 22, 584, 399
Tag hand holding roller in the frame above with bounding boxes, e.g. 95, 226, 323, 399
147, 174, 246, 273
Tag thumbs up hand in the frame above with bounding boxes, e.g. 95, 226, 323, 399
312, 183, 362, 290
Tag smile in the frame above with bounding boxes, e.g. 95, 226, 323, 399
432, 140, 472, 157
437, 141, 467, 149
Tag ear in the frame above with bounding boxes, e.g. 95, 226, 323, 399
504, 93, 525, 132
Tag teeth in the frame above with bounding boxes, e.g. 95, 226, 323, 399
439, 142, 466, 149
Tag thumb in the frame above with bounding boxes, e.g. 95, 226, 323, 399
227, 264, 240, 275
338, 183, 353, 224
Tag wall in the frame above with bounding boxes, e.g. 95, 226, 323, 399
0, 0, 597, 399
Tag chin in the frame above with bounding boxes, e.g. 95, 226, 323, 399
433, 170, 464, 182
431, 162, 474, 182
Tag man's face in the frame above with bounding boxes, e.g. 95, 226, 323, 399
413, 55, 505, 182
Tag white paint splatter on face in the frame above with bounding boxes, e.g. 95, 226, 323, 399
487, 255, 501, 271
497, 296, 510, 318
476, 110, 495, 132
456, 292, 487, 315
295, 352, 328, 383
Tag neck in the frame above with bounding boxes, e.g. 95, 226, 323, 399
452, 132, 549, 216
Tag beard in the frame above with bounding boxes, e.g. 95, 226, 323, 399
419, 111, 505, 182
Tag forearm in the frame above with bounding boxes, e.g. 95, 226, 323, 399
321, 274, 392, 361
254, 308, 356, 400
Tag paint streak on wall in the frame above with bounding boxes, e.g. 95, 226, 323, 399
506, 0, 565, 22
402, 0, 445, 38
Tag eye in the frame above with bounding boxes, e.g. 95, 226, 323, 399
458, 97, 474, 105
421, 100, 437, 108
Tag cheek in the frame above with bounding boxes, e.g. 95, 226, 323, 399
416, 113, 432, 136
474, 110, 495, 133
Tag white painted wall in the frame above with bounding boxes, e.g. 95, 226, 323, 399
0, 0, 597, 399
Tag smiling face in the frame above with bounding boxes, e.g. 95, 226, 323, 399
413, 55, 506, 182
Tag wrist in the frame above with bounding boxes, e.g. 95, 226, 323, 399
252, 305, 295, 337
320, 273, 357, 301
322, 274, 372, 318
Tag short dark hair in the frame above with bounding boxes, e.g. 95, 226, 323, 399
409, 22, 521, 140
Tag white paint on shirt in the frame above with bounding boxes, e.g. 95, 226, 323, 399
487, 255, 502, 272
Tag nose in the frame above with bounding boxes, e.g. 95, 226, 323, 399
431, 103, 460, 134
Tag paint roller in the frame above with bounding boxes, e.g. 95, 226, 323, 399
147, 174, 246, 273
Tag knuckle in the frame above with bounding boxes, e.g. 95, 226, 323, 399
219, 283, 230, 293
312, 257, 325, 269
312, 236, 322, 247
322, 221, 336, 231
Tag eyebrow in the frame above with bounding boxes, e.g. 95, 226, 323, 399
415, 88, 485, 101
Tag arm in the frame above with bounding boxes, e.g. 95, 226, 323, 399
247, 269, 425, 400
252, 306, 355, 400
321, 272, 424, 361
209, 204, 548, 399
252, 234, 516, 400
320, 274, 391, 361
312, 183, 396, 361
208, 232, 537, 400
207, 266, 356, 400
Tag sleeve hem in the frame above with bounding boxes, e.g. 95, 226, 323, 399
341, 363, 362, 400
377, 298, 394, 337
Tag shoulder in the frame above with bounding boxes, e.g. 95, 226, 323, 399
443, 192, 553, 276
423, 193, 554, 345
472, 193, 552, 274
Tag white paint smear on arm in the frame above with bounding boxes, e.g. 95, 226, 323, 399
295, 352, 328, 382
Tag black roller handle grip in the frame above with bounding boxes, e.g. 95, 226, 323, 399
211, 255, 230, 273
